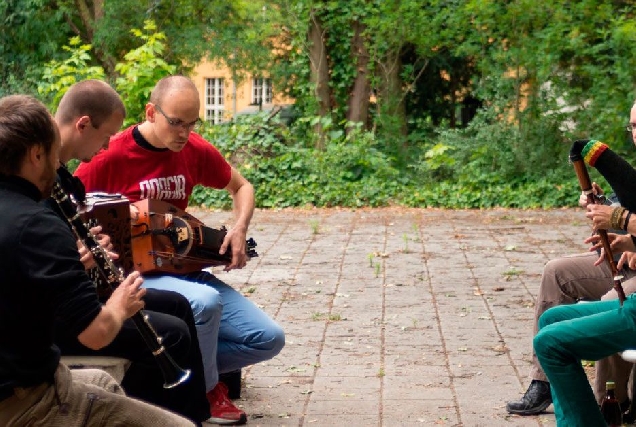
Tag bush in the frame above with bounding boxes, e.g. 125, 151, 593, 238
191, 112, 402, 208
188, 107, 580, 210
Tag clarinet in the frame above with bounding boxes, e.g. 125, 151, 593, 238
570, 153, 627, 305
51, 182, 191, 388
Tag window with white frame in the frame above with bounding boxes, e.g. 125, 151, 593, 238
205, 78, 225, 124
252, 77, 273, 106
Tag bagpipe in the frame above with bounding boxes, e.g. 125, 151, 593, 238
569, 139, 636, 304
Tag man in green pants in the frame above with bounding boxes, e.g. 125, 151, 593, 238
535, 139, 636, 426
534, 293, 636, 426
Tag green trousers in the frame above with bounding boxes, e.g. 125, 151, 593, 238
534, 294, 636, 426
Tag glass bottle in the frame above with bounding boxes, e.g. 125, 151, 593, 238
600, 381, 623, 427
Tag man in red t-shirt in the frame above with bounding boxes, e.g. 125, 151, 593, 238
75, 76, 285, 425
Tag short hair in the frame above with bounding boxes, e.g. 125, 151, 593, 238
0, 95, 57, 176
56, 80, 126, 128
149, 75, 198, 106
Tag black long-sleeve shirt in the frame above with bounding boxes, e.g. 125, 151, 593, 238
0, 175, 102, 395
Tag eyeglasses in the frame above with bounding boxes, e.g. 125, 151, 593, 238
154, 104, 202, 131
626, 123, 636, 132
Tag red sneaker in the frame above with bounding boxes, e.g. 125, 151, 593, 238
206, 382, 247, 425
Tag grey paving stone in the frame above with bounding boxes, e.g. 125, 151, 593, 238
188, 207, 594, 426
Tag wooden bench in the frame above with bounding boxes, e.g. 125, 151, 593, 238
61, 356, 131, 383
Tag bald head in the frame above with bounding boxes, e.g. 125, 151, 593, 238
138, 75, 201, 151
56, 80, 126, 128
150, 76, 199, 106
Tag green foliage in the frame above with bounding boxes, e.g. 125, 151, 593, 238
188, 109, 577, 210
190, 112, 402, 208
0, 0, 70, 97
114, 21, 177, 126
458, 0, 636, 148
1, 0, 277, 98
399, 179, 572, 209
68, 0, 277, 79
37, 22, 176, 125
9, 0, 636, 209
38, 37, 106, 109
203, 1, 283, 80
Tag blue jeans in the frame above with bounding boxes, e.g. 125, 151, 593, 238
534, 295, 636, 426
143, 270, 285, 391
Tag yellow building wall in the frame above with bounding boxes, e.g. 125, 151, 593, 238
190, 59, 293, 121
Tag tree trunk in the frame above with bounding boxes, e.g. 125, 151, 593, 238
308, 7, 331, 149
346, 19, 370, 133
449, 72, 456, 129
67, 0, 116, 76
377, 49, 408, 157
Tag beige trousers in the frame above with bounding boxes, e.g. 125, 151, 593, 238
0, 363, 195, 427
530, 251, 636, 403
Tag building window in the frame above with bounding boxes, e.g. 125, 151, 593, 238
205, 78, 225, 124
252, 77, 272, 106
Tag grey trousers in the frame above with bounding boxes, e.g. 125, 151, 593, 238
530, 251, 636, 403
0, 363, 195, 427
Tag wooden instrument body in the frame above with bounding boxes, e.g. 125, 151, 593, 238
79, 193, 133, 295
80, 194, 132, 259
131, 199, 230, 274
82, 196, 257, 276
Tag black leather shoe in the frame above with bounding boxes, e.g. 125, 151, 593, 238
506, 380, 552, 415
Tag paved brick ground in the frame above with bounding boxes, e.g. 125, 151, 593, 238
192, 206, 593, 427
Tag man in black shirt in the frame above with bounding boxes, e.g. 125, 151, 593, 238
49, 79, 212, 425
0, 94, 195, 425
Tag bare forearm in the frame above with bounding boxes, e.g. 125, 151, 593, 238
232, 181, 255, 231
77, 306, 126, 350
77, 271, 144, 350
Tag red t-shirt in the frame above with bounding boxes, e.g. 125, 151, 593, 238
75, 126, 232, 210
